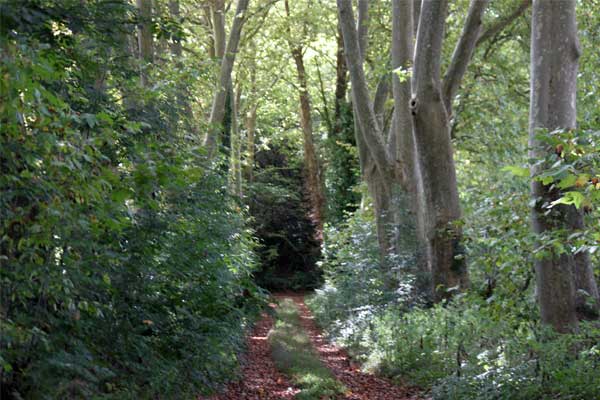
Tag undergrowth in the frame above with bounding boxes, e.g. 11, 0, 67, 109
307, 205, 600, 400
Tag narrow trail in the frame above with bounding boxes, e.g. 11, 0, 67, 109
206, 294, 424, 400
284, 294, 423, 400
203, 303, 300, 400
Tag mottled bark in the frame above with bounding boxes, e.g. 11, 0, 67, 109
204, 0, 250, 159
136, 0, 153, 87
529, 0, 598, 332
411, 0, 468, 301
443, 0, 489, 118
412, 0, 421, 38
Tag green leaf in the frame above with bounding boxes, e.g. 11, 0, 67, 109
550, 191, 585, 209
557, 175, 577, 189
501, 165, 529, 178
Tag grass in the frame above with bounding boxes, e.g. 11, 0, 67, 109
268, 298, 347, 400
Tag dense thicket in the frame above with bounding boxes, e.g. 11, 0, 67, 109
247, 145, 322, 290
0, 1, 261, 398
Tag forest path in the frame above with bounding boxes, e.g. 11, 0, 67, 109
280, 294, 423, 400
202, 300, 300, 400
204, 294, 424, 400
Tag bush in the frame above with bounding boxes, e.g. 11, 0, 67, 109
0, 2, 263, 398
308, 203, 600, 400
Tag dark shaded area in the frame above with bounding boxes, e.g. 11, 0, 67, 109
246, 144, 322, 290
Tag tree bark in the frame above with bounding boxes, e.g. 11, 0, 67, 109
284, 0, 326, 237
212, 0, 226, 59
391, 0, 429, 287
338, 0, 389, 179
411, 0, 468, 301
529, 0, 597, 332
229, 83, 243, 197
136, 0, 153, 87
245, 104, 257, 183
204, 0, 250, 159
338, 0, 397, 262
169, 0, 183, 57
442, 0, 489, 118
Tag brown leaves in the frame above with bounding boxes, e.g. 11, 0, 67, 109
205, 296, 426, 400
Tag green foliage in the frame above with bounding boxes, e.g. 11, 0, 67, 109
0, 1, 263, 398
307, 2, 600, 395
246, 146, 322, 290
269, 299, 346, 400
532, 129, 600, 211
324, 101, 361, 223
310, 291, 600, 400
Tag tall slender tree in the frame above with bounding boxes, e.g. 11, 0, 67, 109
204, 0, 251, 159
284, 0, 326, 237
339, 0, 532, 301
137, 0, 153, 87
529, 0, 599, 332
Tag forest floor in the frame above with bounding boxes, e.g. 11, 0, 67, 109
203, 293, 425, 400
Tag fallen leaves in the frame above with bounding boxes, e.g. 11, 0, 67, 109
203, 295, 426, 400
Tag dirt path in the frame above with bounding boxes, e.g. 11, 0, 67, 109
202, 303, 300, 400
284, 294, 423, 400
205, 294, 423, 399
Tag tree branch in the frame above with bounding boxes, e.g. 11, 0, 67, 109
205, 0, 251, 158
357, 0, 369, 63
442, 0, 489, 114
337, 0, 390, 174
476, 0, 531, 47
412, 0, 448, 98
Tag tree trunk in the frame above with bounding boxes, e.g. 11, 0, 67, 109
285, 0, 326, 237
204, 0, 250, 159
245, 104, 257, 183
229, 83, 243, 197
529, 0, 597, 332
136, 0, 153, 87
442, 0, 489, 119
391, 0, 429, 289
168, 0, 183, 57
411, 0, 468, 301
293, 49, 325, 237
212, 0, 226, 59
338, 0, 397, 262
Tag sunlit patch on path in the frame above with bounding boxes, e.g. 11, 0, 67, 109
205, 294, 426, 399
281, 294, 426, 400
200, 310, 300, 400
